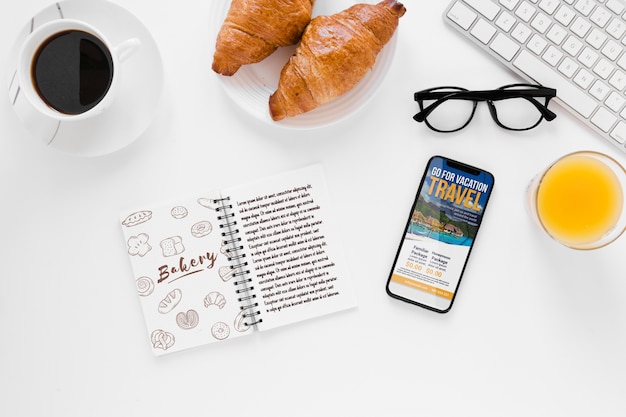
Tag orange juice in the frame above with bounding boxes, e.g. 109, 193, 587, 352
537, 154, 624, 246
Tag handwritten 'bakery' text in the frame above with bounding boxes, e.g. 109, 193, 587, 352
158, 252, 218, 284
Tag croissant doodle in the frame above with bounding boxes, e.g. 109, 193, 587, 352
269, 0, 406, 121
212, 0, 316, 76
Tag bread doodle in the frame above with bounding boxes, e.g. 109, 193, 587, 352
234, 308, 254, 332
136, 276, 155, 297
218, 266, 235, 282
160, 236, 185, 257
191, 221, 213, 238
122, 210, 152, 227
269, 0, 406, 120
176, 310, 200, 329
197, 198, 218, 210
204, 291, 227, 309
127, 233, 152, 257
211, 322, 231, 340
151, 329, 175, 350
212, 0, 316, 76
158, 288, 183, 314
171, 206, 188, 219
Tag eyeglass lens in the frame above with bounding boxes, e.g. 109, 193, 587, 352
421, 85, 550, 132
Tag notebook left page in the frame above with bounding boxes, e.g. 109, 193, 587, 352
120, 194, 253, 356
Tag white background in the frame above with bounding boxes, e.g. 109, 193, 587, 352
2, 0, 626, 416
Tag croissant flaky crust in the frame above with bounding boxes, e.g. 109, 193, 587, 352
269, 0, 406, 121
212, 0, 315, 76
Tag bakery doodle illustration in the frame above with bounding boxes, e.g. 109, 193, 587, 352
211, 322, 230, 340
176, 309, 200, 330
191, 221, 213, 238
127, 233, 152, 257
233, 308, 254, 333
171, 206, 188, 219
151, 329, 175, 351
160, 236, 185, 257
136, 276, 155, 297
122, 210, 152, 227
158, 288, 183, 314
204, 291, 227, 309
197, 197, 218, 210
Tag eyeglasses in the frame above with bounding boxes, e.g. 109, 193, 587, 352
413, 83, 557, 132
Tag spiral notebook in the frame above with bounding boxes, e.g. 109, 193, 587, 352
120, 165, 357, 356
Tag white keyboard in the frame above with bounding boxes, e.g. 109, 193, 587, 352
444, 0, 626, 153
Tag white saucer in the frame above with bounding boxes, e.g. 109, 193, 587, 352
7, 0, 163, 157
209, 0, 399, 129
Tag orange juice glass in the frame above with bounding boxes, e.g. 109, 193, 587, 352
526, 151, 626, 249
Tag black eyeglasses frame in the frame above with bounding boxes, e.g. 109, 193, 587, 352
413, 83, 557, 133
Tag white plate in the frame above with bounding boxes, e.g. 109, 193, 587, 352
208, 0, 399, 129
7, 0, 163, 157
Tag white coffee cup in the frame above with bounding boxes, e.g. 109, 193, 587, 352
16, 18, 140, 123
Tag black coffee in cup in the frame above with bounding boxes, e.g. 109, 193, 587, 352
32, 30, 113, 115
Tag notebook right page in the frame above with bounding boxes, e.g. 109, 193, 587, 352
224, 164, 357, 332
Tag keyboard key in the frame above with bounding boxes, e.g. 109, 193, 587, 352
605, 91, 626, 112
591, 107, 617, 132
590, 6, 611, 28
609, 69, 626, 90
601, 40, 622, 60
578, 47, 599, 67
496, 11, 516, 31
547, 24, 568, 45
574, 68, 595, 89
543, 45, 564, 66
490, 32, 521, 60
448, 2, 478, 30
610, 121, 626, 144
500, 0, 520, 11
528, 34, 548, 54
587, 28, 607, 49
512, 22, 533, 42
590, 80, 610, 100
555, 5, 576, 26
558, 57, 580, 77
516, 1, 537, 22
471, 18, 497, 43
593, 58, 614, 79
531, 13, 552, 33
574, 0, 598, 17
606, 18, 626, 39
513, 50, 598, 117
539, 0, 560, 14
464, 0, 500, 19
563, 36, 584, 56
606, 0, 625, 15
571, 16, 592, 37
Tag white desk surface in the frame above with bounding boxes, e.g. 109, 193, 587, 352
2, 1, 625, 416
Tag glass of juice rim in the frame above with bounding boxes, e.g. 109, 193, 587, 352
526, 150, 626, 250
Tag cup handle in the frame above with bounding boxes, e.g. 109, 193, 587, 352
114, 38, 141, 63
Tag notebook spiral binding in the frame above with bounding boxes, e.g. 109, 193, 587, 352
214, 196, 263, 328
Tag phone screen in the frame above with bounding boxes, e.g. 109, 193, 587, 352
386, 156, 494, 313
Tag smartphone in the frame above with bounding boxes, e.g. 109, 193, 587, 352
386, 156, 495, 313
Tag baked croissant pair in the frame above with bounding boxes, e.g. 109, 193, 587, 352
212, 0, 406, 121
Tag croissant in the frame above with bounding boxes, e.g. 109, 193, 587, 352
212, 0, 315, 76
269, 0, 406, 121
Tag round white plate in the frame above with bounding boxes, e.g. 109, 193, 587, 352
7, 0, 163, 157
208, 0, 399, 129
